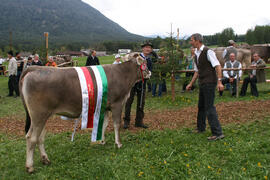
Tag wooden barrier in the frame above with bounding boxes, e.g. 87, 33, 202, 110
175, 67, 270, 98
57, 60, 78, 67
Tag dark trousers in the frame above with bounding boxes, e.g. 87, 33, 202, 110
124, 85, 146, 126
0, 66, 4, 75
147, 82, 151, 92
197, 83, 223, 136
152, 79, 166, 97
219, 78, 237, 96
8, 75, 19, 96
240, 76, 258, 97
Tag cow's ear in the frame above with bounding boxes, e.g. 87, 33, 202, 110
136, 56, 145, 65
133, 53, 139, 58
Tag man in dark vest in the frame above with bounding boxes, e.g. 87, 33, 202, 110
123, 42, 153, 129
186, 33, 225, 141
219, 53, 242, 96
86, 50, 100, 66
240, 53, 266, 97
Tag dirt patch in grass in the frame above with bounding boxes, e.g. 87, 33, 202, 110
1, 100, 270, 137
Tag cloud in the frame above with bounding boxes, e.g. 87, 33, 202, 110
83, 0, 270, 37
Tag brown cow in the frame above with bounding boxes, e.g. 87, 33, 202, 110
20, 55, 150, 173
213, 47, 251, 68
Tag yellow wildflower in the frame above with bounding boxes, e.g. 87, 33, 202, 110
164, 160, 167, 164
186, 164, 190, 168
224, 142, 227, 145
242, 167, 246, 171
138, 172, 144, 177
258, 162, 262, 167
184, 153, 188, 157
208, 165, 211, 169
264, 176, 267, 180
229, 148, 232, 152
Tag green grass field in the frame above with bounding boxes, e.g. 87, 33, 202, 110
1, 56, 270, 179
1, 119, 270, 179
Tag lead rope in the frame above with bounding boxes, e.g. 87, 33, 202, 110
140, 65, 145, 108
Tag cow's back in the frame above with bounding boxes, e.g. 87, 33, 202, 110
21, 66, 82, 118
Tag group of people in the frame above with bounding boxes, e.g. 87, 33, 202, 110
183, 39, 266, 98
4, 51, 57, 97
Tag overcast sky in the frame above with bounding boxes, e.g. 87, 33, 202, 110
82, 0, 270, 37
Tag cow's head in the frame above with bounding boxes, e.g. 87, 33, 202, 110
132, 53, 151, 80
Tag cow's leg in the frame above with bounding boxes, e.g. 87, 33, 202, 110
38, 128, 50, 165
26, 113, 49, 173
101, 111, 109, 145
112, 105, 122, 148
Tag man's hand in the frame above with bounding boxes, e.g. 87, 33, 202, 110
186, 83, 193, 91
229, 78, 234, 83
217, 81, 224, 91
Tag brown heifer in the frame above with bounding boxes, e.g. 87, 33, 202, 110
20, 55, 150, 173
213, 47, 251, 68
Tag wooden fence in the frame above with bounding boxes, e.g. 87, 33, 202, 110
175, 67, 270, 98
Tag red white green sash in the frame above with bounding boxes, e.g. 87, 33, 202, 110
74, 66, 108, 142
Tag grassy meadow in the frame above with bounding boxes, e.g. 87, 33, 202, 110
1, 55, 270, 179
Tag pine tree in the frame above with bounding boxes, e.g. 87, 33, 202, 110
151, 35, 185, 101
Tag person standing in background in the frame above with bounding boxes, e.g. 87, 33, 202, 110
6, 51, 19, 97
45, 56, 57, 67
113, 54, 122, 64
182, 47, 195, 92
32, 54, 43, 66
86, 50, 100, 66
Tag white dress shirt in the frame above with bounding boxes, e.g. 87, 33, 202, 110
0, 58, 5, 65
223, 60, 242, 78
194, 45, 220, 72
113, 61, 121, 64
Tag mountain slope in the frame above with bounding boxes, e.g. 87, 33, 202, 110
0, 0, 145, 50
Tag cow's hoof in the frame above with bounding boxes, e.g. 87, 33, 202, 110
101, 140, 106, 145
117, 143, 122, 148
41, 156, 51, 165
26, 166, 34, 173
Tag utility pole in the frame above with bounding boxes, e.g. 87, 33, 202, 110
44, 32, 49, 61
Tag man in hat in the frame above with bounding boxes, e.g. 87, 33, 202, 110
186, 33, 224, 141
123, 42, 153, 129
6, 51, 19, 97
223, 40, 237, 62
113, 54, 122, 64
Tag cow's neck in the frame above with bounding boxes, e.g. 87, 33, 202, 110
118, 61, 140, 89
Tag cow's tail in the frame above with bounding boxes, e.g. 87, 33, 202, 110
20, 67, 34, 134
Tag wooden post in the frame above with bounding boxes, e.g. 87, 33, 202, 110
236, 72, 239, 98
44, 32, 49, 61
